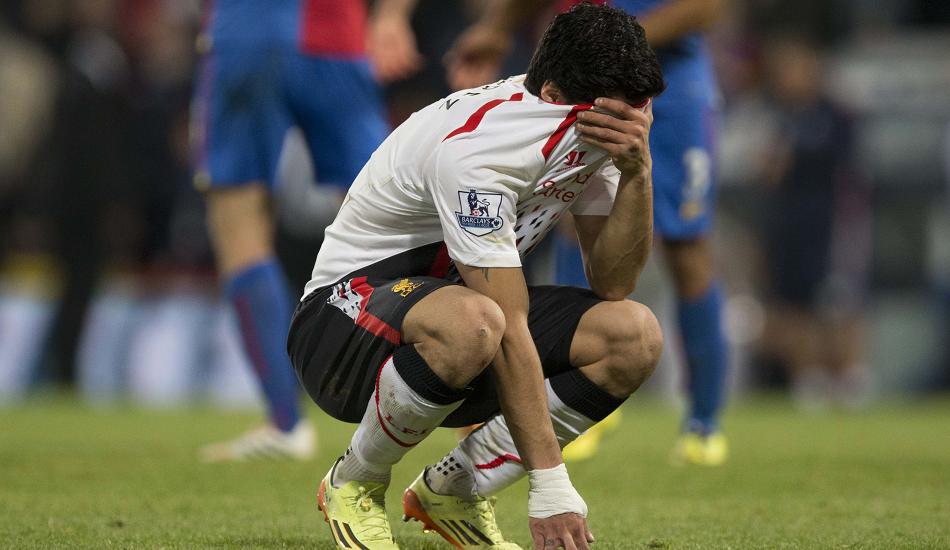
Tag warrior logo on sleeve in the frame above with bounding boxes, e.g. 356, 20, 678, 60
456, 189, 504, 236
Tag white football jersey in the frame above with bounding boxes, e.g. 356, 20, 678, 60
304, 76, 620, 297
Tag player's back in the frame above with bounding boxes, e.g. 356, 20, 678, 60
357, 78, 565, 197
307, 76, 616, 294
201, 0, 367, 56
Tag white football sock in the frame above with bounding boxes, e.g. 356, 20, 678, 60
335, 446, 392, 487
425, 446, 478, 501
427, 379, 603, 500
334, 349, 466, 488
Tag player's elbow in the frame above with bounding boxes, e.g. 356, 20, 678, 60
693, 0, 726, 28
589, 264, 641, 301
592, 281, 637, 302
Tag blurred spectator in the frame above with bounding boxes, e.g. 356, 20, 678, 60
0, 0, 260, 407
0, 11, 61, 399
935, 120, 950, 390
75, 0, 258, 408
756, 37, 872, 410
0, 0, 136, 396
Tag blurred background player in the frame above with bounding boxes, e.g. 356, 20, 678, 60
447, 0, 729, 465
756, 37, 870, 411
190, 0, 421, 462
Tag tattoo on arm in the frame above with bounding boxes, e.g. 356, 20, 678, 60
481, 268, 491, 282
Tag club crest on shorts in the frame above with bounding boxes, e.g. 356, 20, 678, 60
456, 189, 504, 236
391, 278, 423, 297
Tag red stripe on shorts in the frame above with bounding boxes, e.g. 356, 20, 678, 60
350, 277, 401, 345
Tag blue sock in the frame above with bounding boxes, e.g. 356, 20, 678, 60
554, 234, 589, 288
678, 284, 728, 435
225, 259, 301, 432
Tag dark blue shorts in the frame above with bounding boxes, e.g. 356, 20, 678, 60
191, 48, 388, 191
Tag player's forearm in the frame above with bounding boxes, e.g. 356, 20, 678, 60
638, 0, 725, 48
479, 0, 551, 34
587, 168, 653, 301
372, 0, 418, 19
492, 320, 563, 470
456, 264, 563, 470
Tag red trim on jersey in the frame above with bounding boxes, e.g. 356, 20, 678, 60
428, 243, 451, 278
350, 277, 401, 345
300, 0, 367, 57
475, 453, 523, 470
443, 93, 524, 141
541, 104, 592, 161
374, 354, 418, 448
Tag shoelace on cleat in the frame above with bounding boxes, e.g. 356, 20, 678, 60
345, 485, 392, 541
459, 497, 503, 541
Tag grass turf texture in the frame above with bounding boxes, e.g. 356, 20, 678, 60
1, 397, 948, 549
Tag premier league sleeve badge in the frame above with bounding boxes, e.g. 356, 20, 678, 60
455, 189, 505, 236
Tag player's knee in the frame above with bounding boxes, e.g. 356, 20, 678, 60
603, 301, 663, 393
454, 295, 506, 368
426, 294, 504, 385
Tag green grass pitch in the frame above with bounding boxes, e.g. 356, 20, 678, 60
1, 397, 948, 549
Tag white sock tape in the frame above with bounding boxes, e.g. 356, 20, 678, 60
527, 463, 588, 519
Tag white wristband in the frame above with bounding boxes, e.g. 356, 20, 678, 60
527, 464, 588, 519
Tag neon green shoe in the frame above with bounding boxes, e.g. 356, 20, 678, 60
562, 408, 623, 463
670, 432, 729, 466
402, 469, 522, 549
317, 461, 399, 549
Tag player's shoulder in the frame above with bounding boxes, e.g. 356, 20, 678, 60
444, 76, 581, 125
435, 76, 591, 165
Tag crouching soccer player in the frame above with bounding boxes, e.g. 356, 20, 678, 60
288, 5, 665, 548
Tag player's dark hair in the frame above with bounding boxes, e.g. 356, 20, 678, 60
525, 2, 665, 105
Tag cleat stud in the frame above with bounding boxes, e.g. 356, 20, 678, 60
402, 515, 409, 522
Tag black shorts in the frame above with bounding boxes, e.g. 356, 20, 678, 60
287, 276, 604, 427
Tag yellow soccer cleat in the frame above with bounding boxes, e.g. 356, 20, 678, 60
670, 431, 729, 466
562, 408, 623, 463
402, 469, 522, 549
317, 461, 399, 549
